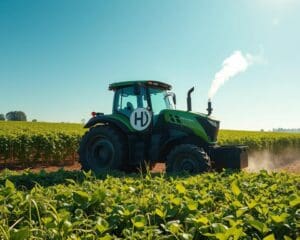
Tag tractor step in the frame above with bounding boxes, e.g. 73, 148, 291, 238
209, 145, 248, 171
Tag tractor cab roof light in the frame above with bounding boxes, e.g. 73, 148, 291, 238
148, 81, 159, 86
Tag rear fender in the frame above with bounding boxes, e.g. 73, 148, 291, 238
84, 116, 131, 134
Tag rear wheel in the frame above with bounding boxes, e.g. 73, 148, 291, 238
166, 144, 211, 174
78, 125, 127, 173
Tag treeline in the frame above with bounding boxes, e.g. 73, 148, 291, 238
273, 128, 300, 133
0, 111, 28, 121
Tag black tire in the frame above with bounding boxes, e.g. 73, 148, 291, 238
166, 144, 211, 174
78, 125, 127, 173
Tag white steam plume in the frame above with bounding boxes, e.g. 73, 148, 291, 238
208, 51, 254, 99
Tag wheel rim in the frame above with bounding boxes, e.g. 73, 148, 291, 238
88, 138, 115, 169
181, 158, 196, 172
175, 153, 197, 173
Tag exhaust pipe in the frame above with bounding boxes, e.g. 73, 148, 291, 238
187, 87, 194, 111
207, 99, 213, 116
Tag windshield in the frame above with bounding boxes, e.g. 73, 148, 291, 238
149, 88, 174, 115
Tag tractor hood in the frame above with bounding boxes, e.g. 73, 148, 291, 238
162, 109, 220, 143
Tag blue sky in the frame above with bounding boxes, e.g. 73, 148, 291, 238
0, 0, 299, 130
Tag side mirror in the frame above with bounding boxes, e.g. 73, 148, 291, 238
164, 92, 177, 107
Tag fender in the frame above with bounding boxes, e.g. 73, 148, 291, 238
157, 128, 211, 162
84, 115, 131, 134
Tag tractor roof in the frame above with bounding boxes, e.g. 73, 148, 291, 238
109, 80, 172, 91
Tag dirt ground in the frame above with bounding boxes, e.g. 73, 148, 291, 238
12, 162, 166, 173
2, 149, 299, 174
8, 159, 299, 174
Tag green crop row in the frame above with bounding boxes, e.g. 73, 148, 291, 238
0, 169, 299, 239
0, 122, 85, 166
218, 130, 300, 153
1, 121, 300, 166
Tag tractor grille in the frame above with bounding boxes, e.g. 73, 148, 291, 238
197, 117, 219, 142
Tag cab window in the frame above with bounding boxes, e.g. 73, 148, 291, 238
149, 88, 172, 115
114, 86, 148, 117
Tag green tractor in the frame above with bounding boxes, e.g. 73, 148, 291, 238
79, 80, 248, 173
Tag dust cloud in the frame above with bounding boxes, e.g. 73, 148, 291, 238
247, 148, 300, 172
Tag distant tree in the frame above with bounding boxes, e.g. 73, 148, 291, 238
0, 114, 5, 121
32, 119, 37, 122
6, 111, 27, 121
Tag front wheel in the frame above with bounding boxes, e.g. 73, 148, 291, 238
166, 144, 211, 174
78, 125, 127, 173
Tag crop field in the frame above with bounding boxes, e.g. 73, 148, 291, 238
1, 121, 300, 168
0, 169, 299, 239
218, 130, 300, 153
0, 122, 84, 167
0, 122, 299, 239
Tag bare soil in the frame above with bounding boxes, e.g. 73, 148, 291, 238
1, 151, 299, 174
23, 161, 82, 173
4, 160, 299, 174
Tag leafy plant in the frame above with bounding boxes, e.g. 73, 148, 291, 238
0, 170, 299, 239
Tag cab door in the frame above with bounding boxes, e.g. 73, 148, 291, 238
148, 88, 174, 164
113, 85, 152, 167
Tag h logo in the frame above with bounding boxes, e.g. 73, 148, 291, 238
134, 111, 149, 127
130, 108, 151, 131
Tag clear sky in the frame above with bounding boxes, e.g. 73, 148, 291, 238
0, 0, 299, 130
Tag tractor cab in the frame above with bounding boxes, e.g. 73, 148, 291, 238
110, 81, 175, 124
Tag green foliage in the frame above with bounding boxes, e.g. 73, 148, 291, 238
0, 121, 85, 166
0, 170, 299, 239
1, 122, 300, 167
6, 111, 27, 121
218, 130, 300, 152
